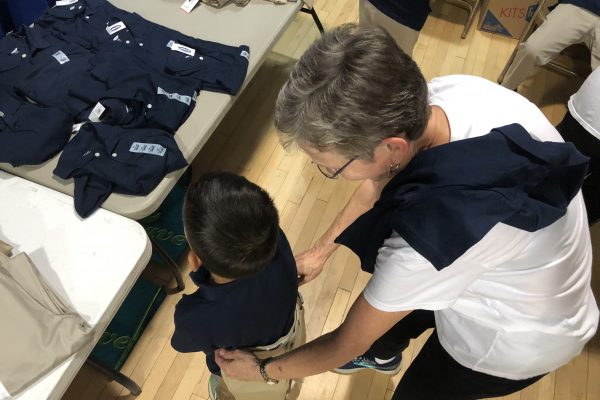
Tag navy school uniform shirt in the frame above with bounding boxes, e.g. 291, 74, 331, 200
0, 25, 66, 91
171, 229, 298, 375
14, 43, 95, 116
40, 0, 250, 95
0, 88, 72, 166
69, 51, 198, 132
53, 123, 187, 218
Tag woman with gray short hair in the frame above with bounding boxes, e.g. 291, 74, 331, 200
216, 24, 599, 399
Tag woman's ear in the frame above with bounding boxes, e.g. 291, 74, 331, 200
188, 250, 202, 272
383, 136, 409, 157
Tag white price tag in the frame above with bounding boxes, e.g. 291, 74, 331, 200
129, 142, 167, 157
240, 50, 250, 60
171, 43, 196, 57
55, 0, 78, 6
181, 0, 200, 13
52, 50, 70, 64
157, 87, 192, 105
106, 21, 126, 35
88, 102, 106, 122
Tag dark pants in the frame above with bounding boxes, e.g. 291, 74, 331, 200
365, 310, 544, 400
556, 110, 600, 225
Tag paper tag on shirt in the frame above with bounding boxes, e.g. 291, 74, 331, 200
88, 102, 106, 122
52, 50, 70, 64
157, 87, 192, 106
72, 122, 85, 133
181, 0, 200, 13
240, 50, 250, 60
129, 142, 167, 157
55, 0, 78, 6
106, 21, 126, 35
171, 43, 196, 57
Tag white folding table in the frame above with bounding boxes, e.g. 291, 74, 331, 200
0, 171, 152, 400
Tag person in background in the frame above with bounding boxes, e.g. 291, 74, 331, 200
556, 66, 600, 224
359, 0, 431, 55
500, 0, 600, 91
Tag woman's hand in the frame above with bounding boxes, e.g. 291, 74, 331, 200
215, 349, 263, 381
295, 242, 338, 285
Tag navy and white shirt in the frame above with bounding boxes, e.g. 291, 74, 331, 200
171, 230, 298, 375
338, 75, 599, 381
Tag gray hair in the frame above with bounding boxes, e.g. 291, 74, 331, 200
275, 24, 430, 160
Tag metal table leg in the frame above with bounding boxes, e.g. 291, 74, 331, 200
86, 358, 142, 396
150, 236, 185, 294
301, 7, 324, 34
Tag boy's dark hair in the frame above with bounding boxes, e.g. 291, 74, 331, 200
183, 172, 280, 279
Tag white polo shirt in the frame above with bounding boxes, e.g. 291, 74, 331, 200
363, 75, 599, 380
569, 66, 600, 140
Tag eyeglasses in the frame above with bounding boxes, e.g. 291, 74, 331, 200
315, 156, 357, 179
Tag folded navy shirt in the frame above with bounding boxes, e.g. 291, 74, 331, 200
69, 53, 198, 131
54, 123, 187, 217
0, 25, 65, 92
14, 43, 95, 116
0, 88, 72, 166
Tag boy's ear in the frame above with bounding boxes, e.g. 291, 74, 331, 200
188, 250, 202, 272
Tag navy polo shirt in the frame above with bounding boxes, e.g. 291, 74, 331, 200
0, 25, 62, 91
69, 53, 198, 132
336, 123, 588, 272
14, 43, 95, 115
0, 88, 72, 166
35, 0, 114, 47
560, 0, 600, 15
171, 230, 298, 375
54, 123, 187, 217
91, 11, 249, 95
367, 0, 431, 31
43, 1, 250, 95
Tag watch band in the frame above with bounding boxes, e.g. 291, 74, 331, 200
259, 357, 279, 385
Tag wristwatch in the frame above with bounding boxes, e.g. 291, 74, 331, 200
259, 357, 279, 385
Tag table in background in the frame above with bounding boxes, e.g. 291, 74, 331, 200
0, 171, 152, 400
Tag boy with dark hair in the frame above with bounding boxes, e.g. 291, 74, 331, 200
171, 172, 304, 400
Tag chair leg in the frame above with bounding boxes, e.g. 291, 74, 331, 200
150, 237, 185, 294
444, 0, 481, 39
86, 358, 142, 396
301, 7, 324, 34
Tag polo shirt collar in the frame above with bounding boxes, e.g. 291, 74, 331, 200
46, 0, 105, 19
0, 26, 50, 72
188, 268, 240, 302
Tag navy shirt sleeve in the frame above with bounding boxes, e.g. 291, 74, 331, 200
560, 0, 600, 16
